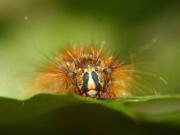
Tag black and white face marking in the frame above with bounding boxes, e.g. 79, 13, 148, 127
72, 64, 112, 98
78, 66, 102, 97
91, 71, 102, 91
81, 72, 89, 92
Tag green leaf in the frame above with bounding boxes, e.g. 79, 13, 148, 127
0, 94, 180, 134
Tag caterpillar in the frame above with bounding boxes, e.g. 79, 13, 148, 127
31, 43, 136, 99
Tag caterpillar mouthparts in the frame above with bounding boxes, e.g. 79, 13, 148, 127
31, 44, 134, 99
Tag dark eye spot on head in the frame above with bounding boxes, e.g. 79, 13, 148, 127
103, 67, 112, 73
67, 72, 76, 78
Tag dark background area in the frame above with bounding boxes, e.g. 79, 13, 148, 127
0, 103, 180, 135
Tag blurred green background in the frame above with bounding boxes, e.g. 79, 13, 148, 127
0, 0, 180, 99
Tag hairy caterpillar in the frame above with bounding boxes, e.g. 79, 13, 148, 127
31, 43, 138, 99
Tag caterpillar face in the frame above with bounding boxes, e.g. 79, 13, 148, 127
33, 45, 134, 99
66, 60, 113, 98
74, 65, 107, 97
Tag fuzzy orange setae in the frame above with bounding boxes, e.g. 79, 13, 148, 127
31, 44, 135, 99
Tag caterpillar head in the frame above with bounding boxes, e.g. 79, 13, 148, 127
32, 46, 133, 99
67, 62, 112, 98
